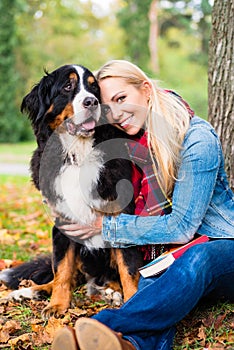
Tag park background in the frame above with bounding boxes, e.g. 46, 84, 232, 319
0, 0, 234, 349
0, 0, 211, 143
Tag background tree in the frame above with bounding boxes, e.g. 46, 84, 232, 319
208, 0, 234, 190
0, 0, 31, 142
117, 0, 152, 69
148, 0, 159, 73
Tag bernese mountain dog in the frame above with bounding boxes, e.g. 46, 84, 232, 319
0, 64, 144, 317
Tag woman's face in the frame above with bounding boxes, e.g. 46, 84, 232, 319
99, 77, 151, 135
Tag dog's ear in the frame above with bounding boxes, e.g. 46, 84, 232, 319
21, 71, 55, 125
21, 84, 40, 124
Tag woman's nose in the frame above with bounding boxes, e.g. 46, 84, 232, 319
110, 104, 122, 120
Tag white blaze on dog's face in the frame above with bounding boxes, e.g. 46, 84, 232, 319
65, 65, 101, 137
44, 65, 101, 137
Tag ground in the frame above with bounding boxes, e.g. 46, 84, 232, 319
0, 175, 233, 349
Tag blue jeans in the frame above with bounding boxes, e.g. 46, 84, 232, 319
93, 240, 234, 349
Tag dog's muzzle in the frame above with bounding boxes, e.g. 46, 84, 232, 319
65, 117, 97, 137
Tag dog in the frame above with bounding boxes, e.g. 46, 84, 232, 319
0, 64, 144, 317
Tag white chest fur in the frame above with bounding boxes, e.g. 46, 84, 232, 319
53, 135, 106, 249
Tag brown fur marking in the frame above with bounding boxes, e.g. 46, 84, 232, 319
42, 244, 77, 316
48, 103, 74, 130
69, 72, 78, 81
113, 249, 139, 302
87, 76, 95, 84
31, 280, 54, 295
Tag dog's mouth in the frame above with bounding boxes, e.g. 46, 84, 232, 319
65, 117, 96, 137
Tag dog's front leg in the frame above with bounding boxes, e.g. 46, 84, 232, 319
113, 248, 142, 302
42, 226, 77, 318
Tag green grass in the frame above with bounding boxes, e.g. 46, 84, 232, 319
0, 141, 36, 164
0, 174, 30, 184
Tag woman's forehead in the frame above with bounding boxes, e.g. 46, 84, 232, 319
99, 77, 129, 101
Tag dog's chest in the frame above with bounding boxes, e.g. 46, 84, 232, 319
53, 139, 105, 224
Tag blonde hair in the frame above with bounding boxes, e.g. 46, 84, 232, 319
96, 60, 191, 197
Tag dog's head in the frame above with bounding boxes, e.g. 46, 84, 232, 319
21, 65, 101, 141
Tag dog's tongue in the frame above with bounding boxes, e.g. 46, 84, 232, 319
81, 119, 96, 130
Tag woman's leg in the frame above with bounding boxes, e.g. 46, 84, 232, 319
92, 240, 234, 347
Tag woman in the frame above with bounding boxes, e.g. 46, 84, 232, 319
52, 60, 234, 350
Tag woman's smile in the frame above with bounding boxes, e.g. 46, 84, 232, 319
119, 114, 134, 129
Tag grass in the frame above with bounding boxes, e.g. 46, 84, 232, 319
0, 141, 36, 164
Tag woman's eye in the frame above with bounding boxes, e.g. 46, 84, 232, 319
116, 96, 126, 103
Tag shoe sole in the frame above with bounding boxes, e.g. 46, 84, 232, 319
51, 327, 78, 350
75, 318, 122, 350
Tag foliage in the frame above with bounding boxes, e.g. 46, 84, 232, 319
117, 0, 152, 68
116, 0, 211, 117
0, 0, 212, 142
15, 0, 125, 85
117, 0, 212, 71
159, 0, 212, 64
1, 0, 125, 142
0, 0, 32, 142
158, 28, 208, 119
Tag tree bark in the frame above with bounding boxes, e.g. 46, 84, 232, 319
208, 0, 234, 190
148, 0, 159, 73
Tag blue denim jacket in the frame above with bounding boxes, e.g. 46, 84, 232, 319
102, 116, 234, 247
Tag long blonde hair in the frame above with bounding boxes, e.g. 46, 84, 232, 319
95, 60, 191, 197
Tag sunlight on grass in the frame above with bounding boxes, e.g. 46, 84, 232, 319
0, 141, 36, 164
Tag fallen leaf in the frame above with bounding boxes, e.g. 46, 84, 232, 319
0, 320, 21, 343
8, 333, 31, 348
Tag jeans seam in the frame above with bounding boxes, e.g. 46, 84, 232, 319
124, 336, 141, 350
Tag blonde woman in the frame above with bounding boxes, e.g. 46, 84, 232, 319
52, 60, 234, 350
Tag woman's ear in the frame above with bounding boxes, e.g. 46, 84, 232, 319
142, 80, 152, 100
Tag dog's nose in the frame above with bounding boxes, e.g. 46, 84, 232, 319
83, 97, 99, 110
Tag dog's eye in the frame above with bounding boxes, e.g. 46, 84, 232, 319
64, 83, 72, 92
90, 82, 99, 92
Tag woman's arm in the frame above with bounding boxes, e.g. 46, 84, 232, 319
101, 123, 221, 246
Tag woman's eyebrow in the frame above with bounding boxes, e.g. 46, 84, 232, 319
111, 91, 125, 101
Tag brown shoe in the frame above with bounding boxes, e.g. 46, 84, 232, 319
52, 326, 79, 350
74, 318, 136, 350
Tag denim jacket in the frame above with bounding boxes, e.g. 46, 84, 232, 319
102, 116, 234, 247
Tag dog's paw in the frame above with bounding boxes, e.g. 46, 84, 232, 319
7, 287, 34, 301
0, 268, 11, 285
86, 278, 123, 306
102, 287, 123, 306
41, 302, 69, 319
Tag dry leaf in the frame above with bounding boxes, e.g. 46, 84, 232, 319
8, 333, 31, 347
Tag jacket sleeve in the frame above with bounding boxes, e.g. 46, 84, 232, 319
101, 124, 221, 247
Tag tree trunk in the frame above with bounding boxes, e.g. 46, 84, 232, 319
148, 0, 159, 73
208, 0, 234, 190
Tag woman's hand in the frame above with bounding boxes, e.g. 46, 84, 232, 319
58, 214, 103, 240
